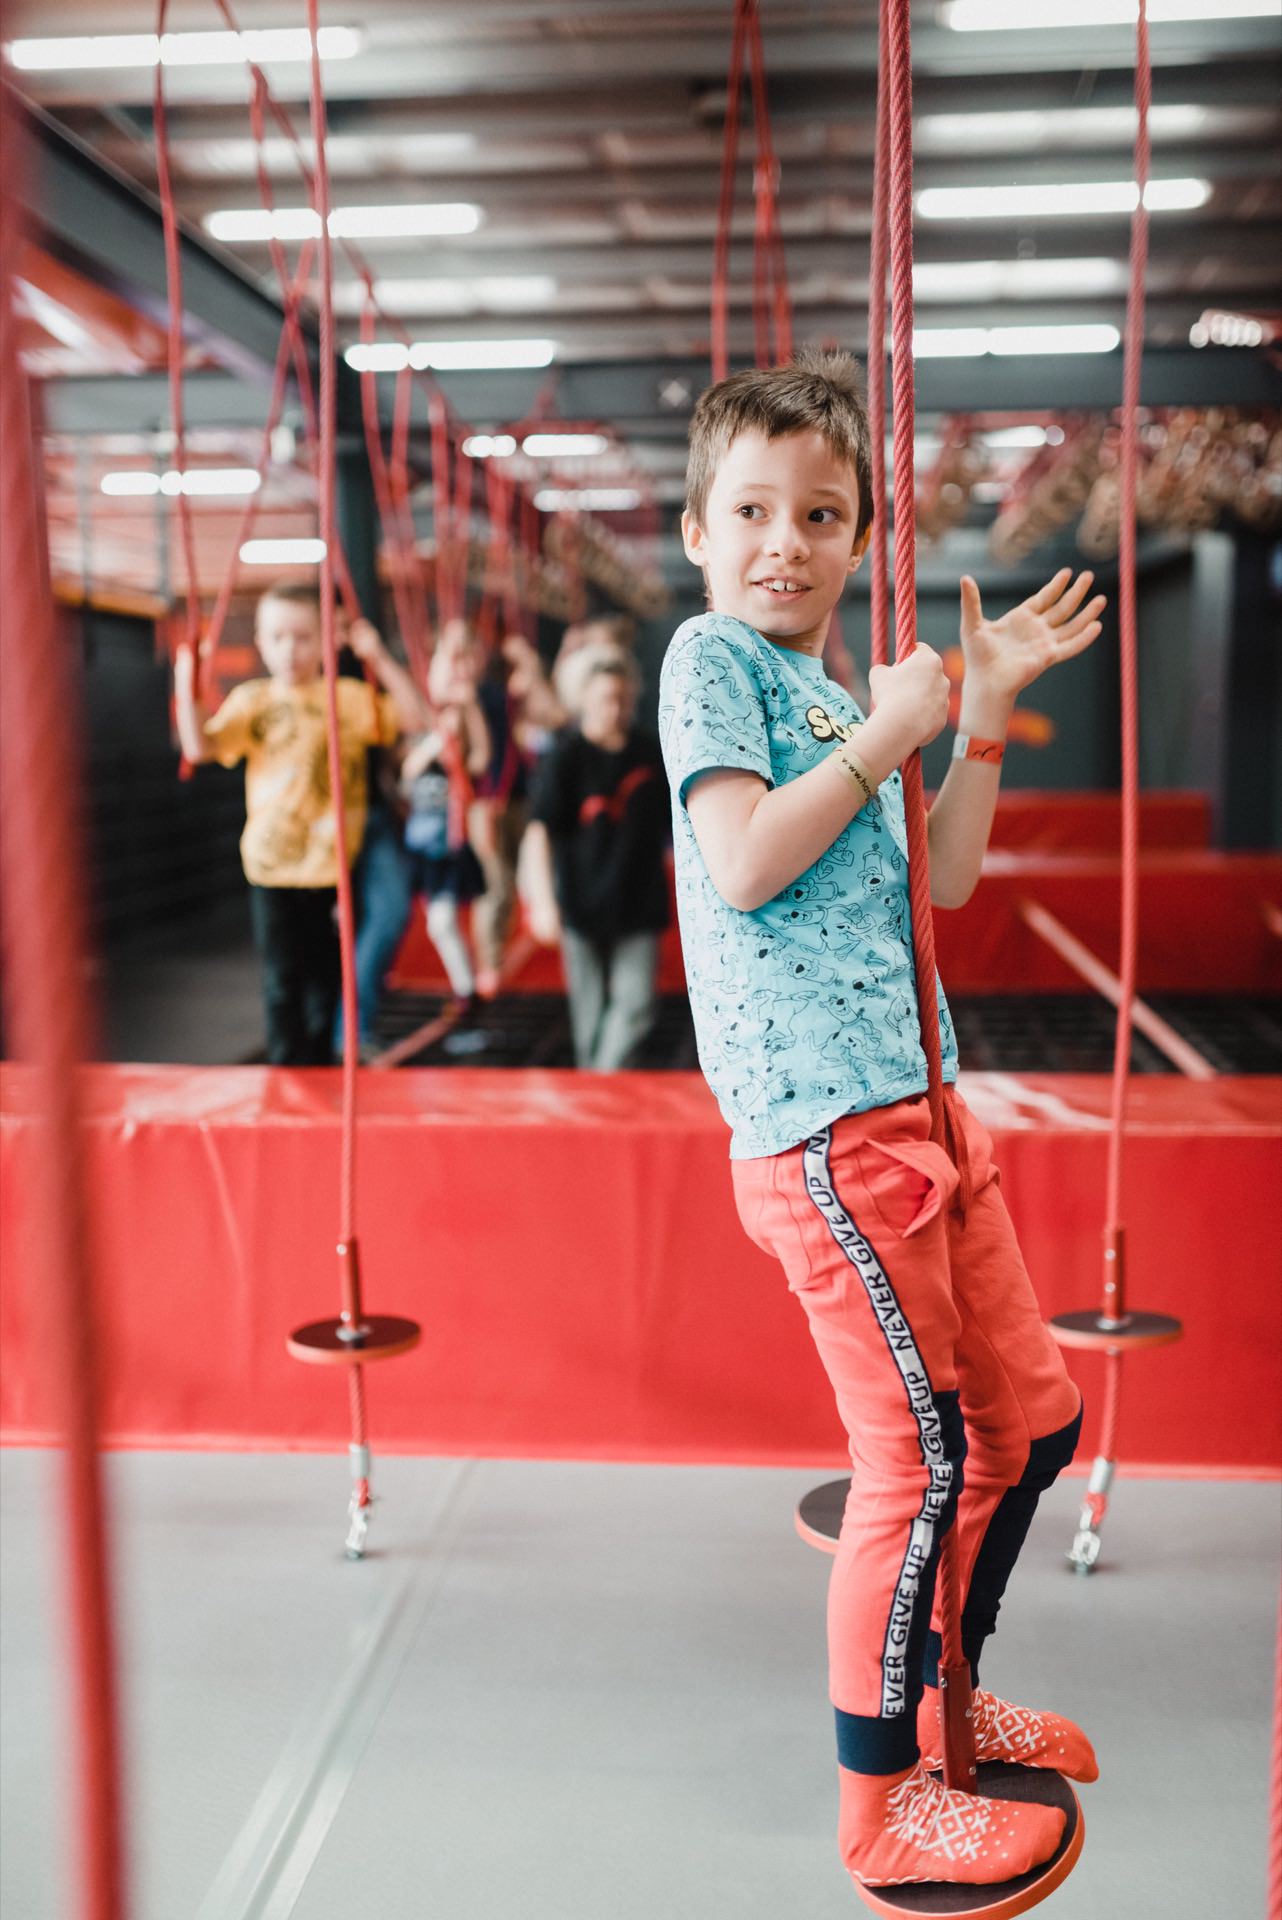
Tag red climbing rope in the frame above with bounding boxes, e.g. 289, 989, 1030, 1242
1102, 0, 1150, 1342
306, 0, 358, 1242
153, 0, 201, 664
710, 0, 793, 381
0, 106, 127, 1920
881, 0, 973, 1790
1080, 0, 1152, 1552
866, 10, 892, 673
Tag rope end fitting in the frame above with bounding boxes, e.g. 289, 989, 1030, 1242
938, 1661, 977, 1791
336, 1237, 368, 1342
1100, 1223, 1126, 1327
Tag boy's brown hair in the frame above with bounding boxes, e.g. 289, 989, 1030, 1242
685, 348, 874, 542
256, 581, 322, 623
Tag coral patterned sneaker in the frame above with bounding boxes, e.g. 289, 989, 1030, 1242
840, 1760, 1066, 1888
917, 1687, 1099, 1783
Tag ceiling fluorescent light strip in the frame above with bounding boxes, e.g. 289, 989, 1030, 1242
911, 324, 1119, 357
101, 468, 262, 498
206, 204, 480, 244
240, 539, 327, 565
7, 28, 361, 70
413, 340, 556, 371
522, 433, 609, 458
534, 488, 641, 512
917, 179, 1209, 219
943, 0, 1278, 28
347, 340, 557, 374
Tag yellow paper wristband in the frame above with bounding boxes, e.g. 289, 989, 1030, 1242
830, 743, 879, 807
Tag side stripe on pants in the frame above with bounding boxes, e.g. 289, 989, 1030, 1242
803, 1128, 959, 1719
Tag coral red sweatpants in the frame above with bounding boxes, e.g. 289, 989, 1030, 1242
732, 1087, 1082, 1776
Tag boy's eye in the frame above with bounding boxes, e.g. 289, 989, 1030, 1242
736, 503, 762, 519
810, 507, 842, 523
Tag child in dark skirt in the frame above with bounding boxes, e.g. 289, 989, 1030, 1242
399, 625, 492, 1011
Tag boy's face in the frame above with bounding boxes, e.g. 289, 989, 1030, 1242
580, 669, 634, 739
256, 596, 322, 686
682, 428, 868, 656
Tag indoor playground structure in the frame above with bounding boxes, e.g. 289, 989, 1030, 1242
1, 3, 1279, 1919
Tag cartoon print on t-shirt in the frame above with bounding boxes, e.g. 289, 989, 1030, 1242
659, 614, 958, 1157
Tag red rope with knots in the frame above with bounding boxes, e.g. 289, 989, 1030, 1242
881, 0, 972, 1788
0, 106, 127, 1920
1095, 0, 1152, 1484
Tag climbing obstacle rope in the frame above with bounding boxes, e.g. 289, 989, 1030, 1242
793, 2, 1084, 1911
277, 1, 423, 1561
794, 0, 1182, 1594
1041, 0, 1183, 1577
154, 0, 426, 1558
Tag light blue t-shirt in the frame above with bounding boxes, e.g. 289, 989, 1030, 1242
658, 612, 958, 1159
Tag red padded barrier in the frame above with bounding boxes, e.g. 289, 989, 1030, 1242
984, 790, 1210, 852
390, 848, 1282, 998
2, 1066, 1278, 1475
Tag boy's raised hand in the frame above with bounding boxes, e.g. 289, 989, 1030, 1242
959, 568, 1105, 700
347, 617, 387, 664
173, 643, 196, 697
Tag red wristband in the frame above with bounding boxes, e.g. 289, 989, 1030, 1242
952, 733, 1005, 766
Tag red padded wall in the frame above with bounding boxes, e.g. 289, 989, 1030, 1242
2, 1066, 1278, 1476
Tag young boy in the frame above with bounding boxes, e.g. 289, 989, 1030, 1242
658, 351, 1106, 1892
174, 583, 425, 1065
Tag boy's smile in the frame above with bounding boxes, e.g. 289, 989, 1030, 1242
682, 427, 868, 657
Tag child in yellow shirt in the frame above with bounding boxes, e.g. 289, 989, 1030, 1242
174, 583, 425, 1064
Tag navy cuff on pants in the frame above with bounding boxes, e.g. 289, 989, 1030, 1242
835, 1706, 920, 1775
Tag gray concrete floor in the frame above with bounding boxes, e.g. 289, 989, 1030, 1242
1, 1451, 1276, 1920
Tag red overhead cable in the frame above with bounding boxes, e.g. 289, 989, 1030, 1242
710, 0, 792, 380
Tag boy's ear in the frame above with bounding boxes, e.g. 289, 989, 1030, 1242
681, 508, 706, 569
848, 524, 873, 572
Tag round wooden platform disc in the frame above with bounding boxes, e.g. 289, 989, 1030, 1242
796, 1476, 849, 1554
286, 1314, 422, 1367
1050, 1309, 1182, 1353
855, 1767, 1083, 1920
